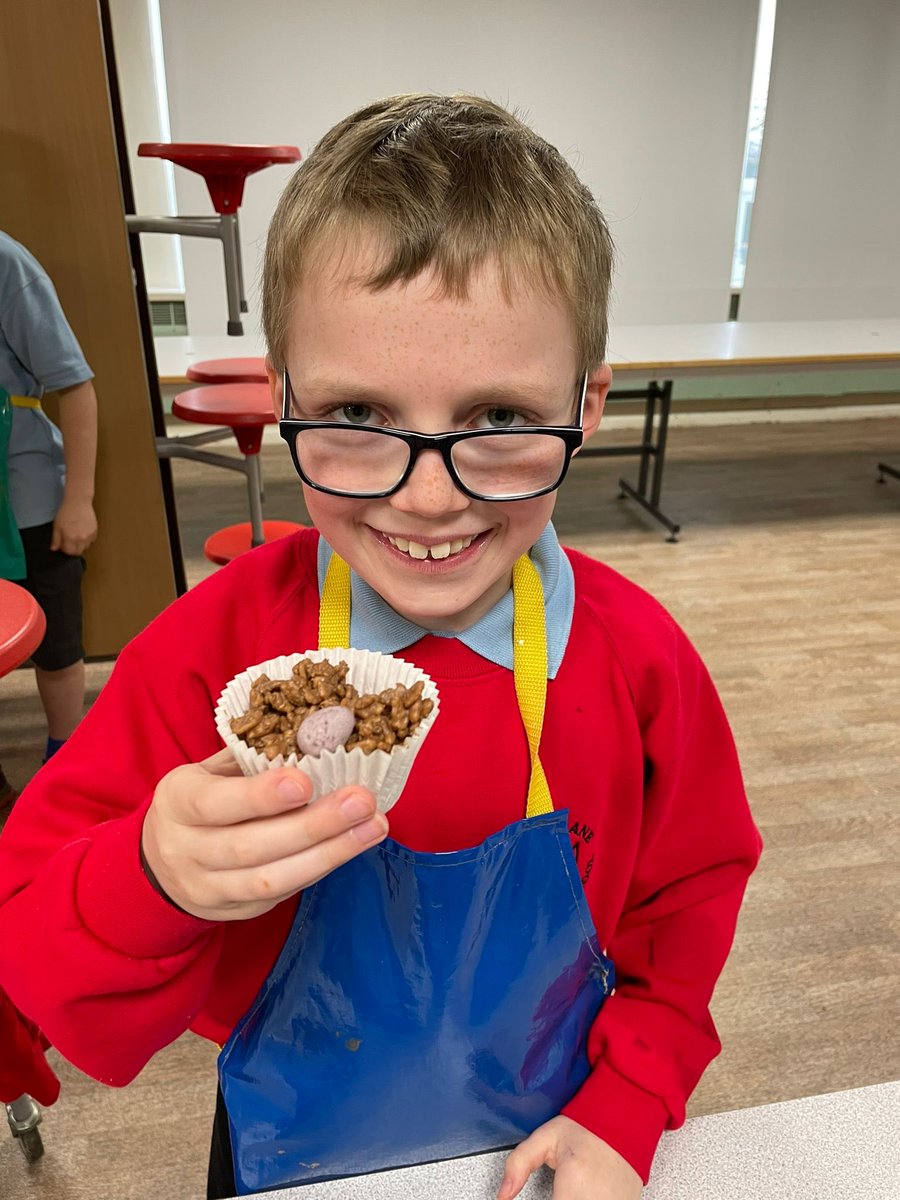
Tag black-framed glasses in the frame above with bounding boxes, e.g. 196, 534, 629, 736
279, 371, 587, 501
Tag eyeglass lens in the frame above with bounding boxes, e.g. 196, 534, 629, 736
292, 426, 568, 497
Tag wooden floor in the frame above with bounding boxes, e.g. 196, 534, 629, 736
1, 413, 898, 1199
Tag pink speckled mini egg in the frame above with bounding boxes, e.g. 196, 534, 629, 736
296, 705, 356, 757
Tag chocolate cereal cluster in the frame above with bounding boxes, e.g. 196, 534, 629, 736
229, 656, 434, 761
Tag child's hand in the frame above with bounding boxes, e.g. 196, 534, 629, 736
51, 496, 98, 556
141, 748, 388, 921
498, 1116, 642, 1200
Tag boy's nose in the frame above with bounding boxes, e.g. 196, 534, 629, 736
389, 449, 470, 516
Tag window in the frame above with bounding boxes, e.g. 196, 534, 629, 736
730, 0, 778, 297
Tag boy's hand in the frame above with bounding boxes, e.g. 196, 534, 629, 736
141, 748, 388, 921
498, 1117, 642, 1200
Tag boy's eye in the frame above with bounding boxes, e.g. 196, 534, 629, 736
333, 404, 376, 426
476, 407, 527, 430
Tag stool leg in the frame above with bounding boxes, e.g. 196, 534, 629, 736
221, 214, 244, 336
233, 211, 248, 314
246, 455, 265, 547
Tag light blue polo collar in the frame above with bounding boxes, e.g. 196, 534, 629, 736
316, 522, 573, 679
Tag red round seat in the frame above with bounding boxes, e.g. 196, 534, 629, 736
0, 581, 47, 678
137, 143, 301, 213
186, 357, 267, 385
204, 521, 305, 565
172, 383, 275, 455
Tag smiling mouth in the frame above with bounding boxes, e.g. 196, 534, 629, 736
384, 533, 477, 560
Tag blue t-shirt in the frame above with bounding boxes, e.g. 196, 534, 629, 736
0, 232, 94, 528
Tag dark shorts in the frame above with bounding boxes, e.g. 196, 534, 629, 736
15, 522, 85, 672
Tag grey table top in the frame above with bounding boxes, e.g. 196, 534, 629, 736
243, 1080, 899, 1200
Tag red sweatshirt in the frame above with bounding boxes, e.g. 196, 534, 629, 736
0, 529, 761, 1182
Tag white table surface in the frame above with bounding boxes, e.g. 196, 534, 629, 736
155, 334, 267, 384
608, 318, 900, 378
240, 1081, 899, 1200
154, 320, 900, 384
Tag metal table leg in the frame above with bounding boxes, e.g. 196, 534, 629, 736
579, 380, 681, 540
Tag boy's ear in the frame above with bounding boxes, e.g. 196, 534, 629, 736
580, 363, 612, 442
265, 356, 282, 419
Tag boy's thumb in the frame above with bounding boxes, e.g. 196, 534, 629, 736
200, 746, 244, 776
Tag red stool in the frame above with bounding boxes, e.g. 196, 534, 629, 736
128, 143, 301, 335
186, 356, 267, 385
0, 581, 46, 678
162, 383, 281, 548
204, 520, 304, 565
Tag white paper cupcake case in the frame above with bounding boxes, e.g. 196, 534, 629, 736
214, 648, 440, 813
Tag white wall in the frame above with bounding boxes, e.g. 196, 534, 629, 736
156, 0, 757, 340
741, 0, 900, 321
108, 0, 183, 296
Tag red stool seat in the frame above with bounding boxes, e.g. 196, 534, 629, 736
204, 521, 305, 565
186, 357, 267, 385
172, 383, 275, 455
137, 143, 301, 213
0, 581, 46, 678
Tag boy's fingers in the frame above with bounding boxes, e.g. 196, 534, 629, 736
167, 762, 316, 827
497, 1129, 550, 1200
218, 814, 388, 904
205, 787, 384, 871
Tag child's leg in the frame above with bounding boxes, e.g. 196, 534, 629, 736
18, 522, 87, 753
34, 660, 85, 742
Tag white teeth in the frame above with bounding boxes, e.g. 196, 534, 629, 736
386, 534, 475, 559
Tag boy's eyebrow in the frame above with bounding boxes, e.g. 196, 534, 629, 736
298, 377, 567, 406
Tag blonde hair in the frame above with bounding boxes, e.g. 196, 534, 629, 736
263, 94, 615, 372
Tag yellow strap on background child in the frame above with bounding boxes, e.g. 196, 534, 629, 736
9, 395, 42, 410
318, 552, 351, 648
512, 555, 553, 818
319, 549, 552, 818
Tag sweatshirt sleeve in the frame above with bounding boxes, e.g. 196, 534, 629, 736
0, 636, 225, 1087
561, 624, 763, 1182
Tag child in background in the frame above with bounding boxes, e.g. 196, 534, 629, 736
0, 231, 99, 808
0, 96, 761, 1199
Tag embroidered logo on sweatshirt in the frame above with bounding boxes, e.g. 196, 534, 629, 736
568, 819, 596, 886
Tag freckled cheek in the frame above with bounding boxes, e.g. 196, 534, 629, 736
302, 488, 368, 533
497, 496, 555, 541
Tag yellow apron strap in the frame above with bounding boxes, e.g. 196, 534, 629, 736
512, 555, 553, 818
319, 552, 351, 648
9, 395, 42, 411
319, 548, 552, 817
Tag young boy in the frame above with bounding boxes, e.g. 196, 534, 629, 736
0, 230, 99, 807
0, 95, 761, 1198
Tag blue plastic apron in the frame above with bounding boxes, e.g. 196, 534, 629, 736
218, 554, 615, 1194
